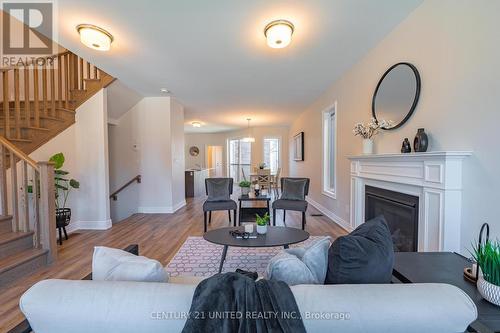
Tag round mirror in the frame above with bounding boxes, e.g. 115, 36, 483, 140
189, 146, 200, 156
372, 62, 421, 130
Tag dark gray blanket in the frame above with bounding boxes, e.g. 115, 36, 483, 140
182, 272, 306, 333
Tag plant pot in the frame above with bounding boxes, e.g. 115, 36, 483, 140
362, 139, 374, 155
478, 274, 500, 306
256, 224, 267, 235
241, 187, 250, 196
56, 208, 71, 228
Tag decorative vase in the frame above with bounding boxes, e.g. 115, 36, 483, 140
241, 187, 250, 196
401, 138, 411, 153
362, 139, 374, 155
413, 128, 428, 152
478, 274, 500, 306
256, 224, 267, 235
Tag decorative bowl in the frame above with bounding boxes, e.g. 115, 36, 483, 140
478, 274, 500, 306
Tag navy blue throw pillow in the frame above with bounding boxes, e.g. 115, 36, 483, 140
324, 215, 394, 284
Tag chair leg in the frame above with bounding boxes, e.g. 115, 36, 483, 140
63, 226, 68, 240
228, 210, 231, 224
209, 211, 212, 224
58, 227, 63, 245
204, 211, 207, 233
233, 210, 237, 227
302, 211, 306, 230
273, 209, 276, 226
283, 210, 286, 223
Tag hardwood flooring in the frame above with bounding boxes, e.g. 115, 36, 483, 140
0, 196, 347, 332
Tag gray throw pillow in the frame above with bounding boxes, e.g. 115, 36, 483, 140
281, 179, 307, 201
206, 179, 230, 202
324, 215, 394, 284
265, 237, 331, 285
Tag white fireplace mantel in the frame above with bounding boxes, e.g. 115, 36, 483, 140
348, 151, 471, 252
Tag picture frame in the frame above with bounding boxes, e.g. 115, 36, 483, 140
293, 132, 304, 161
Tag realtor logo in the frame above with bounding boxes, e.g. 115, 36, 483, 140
2, 1, 53, 55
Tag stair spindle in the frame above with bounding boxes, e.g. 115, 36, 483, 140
58, 54, 63, 109
33, 168, 40, 248
42, 64, 48, 117
86, 60, 90, 80
79, 57, 84, 90
14, 68, 21, 139
0, 146, 7, 215
10, 153, 18, 232
20, 160, 29, 232
2, 71, 10, 138
65, 53, 70, 109
50, 60, 56, 118
93, 65, 98, 79
24, 66, 31, 127
33, 65, 40, 127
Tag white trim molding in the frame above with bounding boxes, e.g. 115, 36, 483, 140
307, 197, 353, 232
67, 219, 112, 233
138, 200, 186, 214
348, 151, 471, 252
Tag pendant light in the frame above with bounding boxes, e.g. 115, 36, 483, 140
242, 118, 255, 143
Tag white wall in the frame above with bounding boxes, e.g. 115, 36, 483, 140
185, 126, 290, 177
30, 89, 111, 231
289, 0, 500, 254
108, 96, 186, 219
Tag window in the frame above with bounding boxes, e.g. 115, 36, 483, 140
323, 103, 337, 198
263, 138, 280, 174
229, 138, 251, 182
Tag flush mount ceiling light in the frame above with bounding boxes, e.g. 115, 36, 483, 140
264, 19, 294, 49
160, 88, 170, 93
76, 24, 113, 51
192, 122, 201, 128
242, 118, 255, 143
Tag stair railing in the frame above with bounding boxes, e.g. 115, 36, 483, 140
0, 136, 57, 262
110, 175, 141, 201
0, 50, 103, 141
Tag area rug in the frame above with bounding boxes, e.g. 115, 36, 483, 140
165, 236, 323, 277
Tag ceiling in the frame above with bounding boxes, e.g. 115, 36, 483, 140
55, 0, 423, 133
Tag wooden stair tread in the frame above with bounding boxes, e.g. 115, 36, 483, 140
6, 138, 32, 143
0, 248, 48, 274
0, 215, 12, 222
56, 107, 76, 113
25, 126, 50, 131
0, 231, 34, 246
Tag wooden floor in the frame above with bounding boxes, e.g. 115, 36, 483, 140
0, 196, 347, 332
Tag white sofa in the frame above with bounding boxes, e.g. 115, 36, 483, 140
20, 278, 477, 333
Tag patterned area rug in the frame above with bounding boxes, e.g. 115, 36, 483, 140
166, 236, 322, 277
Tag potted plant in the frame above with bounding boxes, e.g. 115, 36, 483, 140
50, 153, 80, 243
472, 239, 500, 306
256, 212, 270, 235
239, 180, 251, 196
353, 118, 393, 154
258, 162, 266, 169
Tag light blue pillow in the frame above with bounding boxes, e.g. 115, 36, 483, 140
265, 237, 331, 285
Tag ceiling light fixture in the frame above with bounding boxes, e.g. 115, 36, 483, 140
192, 122, 201, 128
264, 19, 294, 49
160, 88, 170, 93
76, 24, 114, 51
242, 118, 255, 143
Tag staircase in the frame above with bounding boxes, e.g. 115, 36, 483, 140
0, 51, 114, 287
0, 51, 115, 155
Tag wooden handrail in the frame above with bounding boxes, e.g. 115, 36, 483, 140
110, 175, 141, 200
0, 136, 38, 169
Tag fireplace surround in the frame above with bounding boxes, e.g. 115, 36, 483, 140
349, 152, 471, 252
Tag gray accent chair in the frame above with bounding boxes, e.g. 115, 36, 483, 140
203, 178, 237, 233
272, 177, 310, 230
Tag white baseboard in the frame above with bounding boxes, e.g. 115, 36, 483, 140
307, 197, 353, 232
66, 219, 112, 232
138, 200, 186, 214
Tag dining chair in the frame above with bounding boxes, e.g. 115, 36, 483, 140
270, 167, 281, 198
203, 178, 237, 232
257, 169, 271, 193
272, 177, 310, 230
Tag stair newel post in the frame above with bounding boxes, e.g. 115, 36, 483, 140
24, 65, 31, 128
0, 145, 7, 215
19, 160, 29, 232
50, 58, 56, 118
14, 68, 21, 139
33, 168, 40, 248
2, 71, 10, 138
38, 161, 57, 263
10, 153, 18, 232
33, 64, 40, 128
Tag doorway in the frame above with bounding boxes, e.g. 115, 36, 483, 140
206, 145, 223, 177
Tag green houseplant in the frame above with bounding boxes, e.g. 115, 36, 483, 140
256, 212, 269, 235
50, 153, 80, 244
472, 239, 500, 306
239, 180, 251, 196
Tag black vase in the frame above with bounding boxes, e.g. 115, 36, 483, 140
401, 138, 411, 153
413, 128, 428, 152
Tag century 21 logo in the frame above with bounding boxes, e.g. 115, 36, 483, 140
2, 2, 53, 55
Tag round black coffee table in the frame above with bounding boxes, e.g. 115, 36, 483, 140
204, 226, 310, 273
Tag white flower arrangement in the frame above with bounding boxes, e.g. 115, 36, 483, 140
353, 118, 393, 139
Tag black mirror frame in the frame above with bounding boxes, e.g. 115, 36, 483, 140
372, 62, 421, 130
